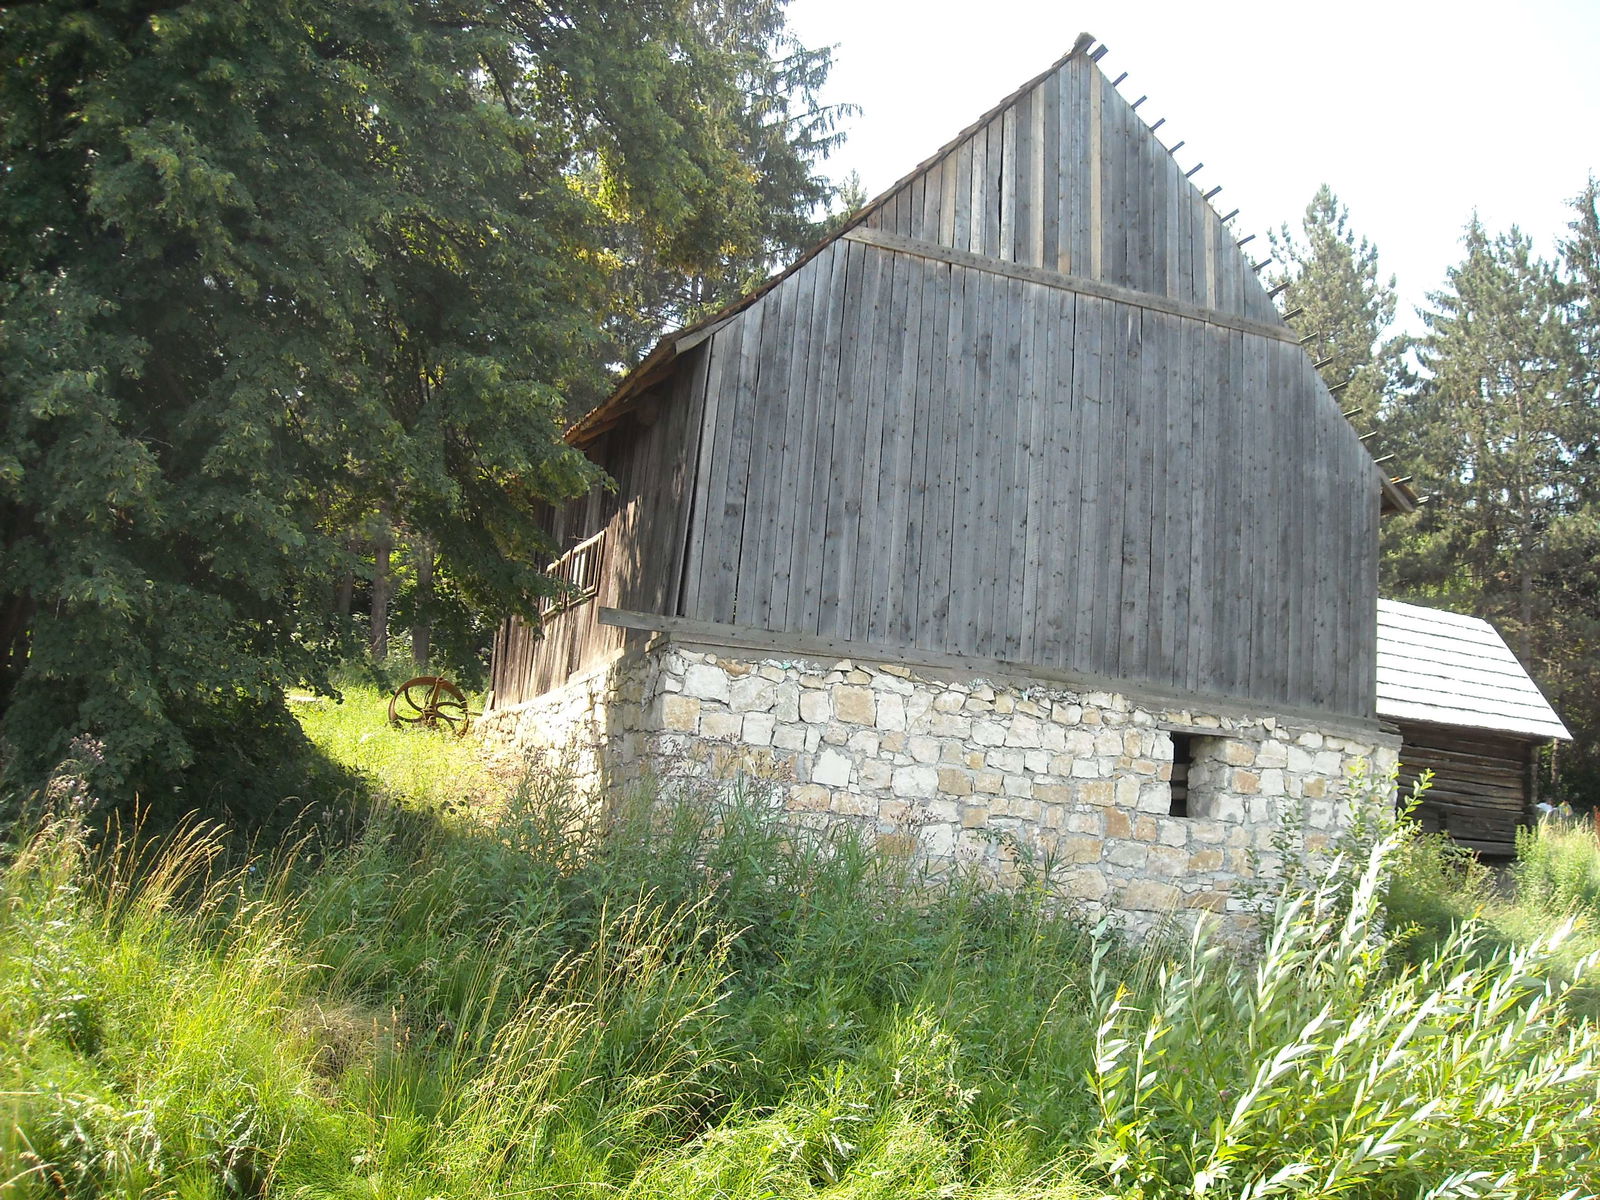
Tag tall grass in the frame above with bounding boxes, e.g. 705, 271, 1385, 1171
5, 753, 1600, 1198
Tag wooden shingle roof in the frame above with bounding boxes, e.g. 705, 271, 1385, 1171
1376, 598, 1569, 740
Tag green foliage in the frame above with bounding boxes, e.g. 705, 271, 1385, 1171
1514, 816, 1600, 913
1268, 185, 1402, 427
0, 0, 848, 807
1088, 815, 1600, 1196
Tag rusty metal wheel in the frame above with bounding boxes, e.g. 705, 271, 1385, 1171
388, 676, 471, 736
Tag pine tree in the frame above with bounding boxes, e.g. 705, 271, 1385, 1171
1267, 185, 1401, 428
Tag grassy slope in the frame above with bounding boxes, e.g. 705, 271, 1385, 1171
3, 694, 1599, 1197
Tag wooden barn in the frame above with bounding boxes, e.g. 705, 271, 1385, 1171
483, 34, 1408, 922
1378, 599, 1570, 858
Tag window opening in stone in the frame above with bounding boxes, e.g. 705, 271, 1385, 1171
1169, 733, 1193, 817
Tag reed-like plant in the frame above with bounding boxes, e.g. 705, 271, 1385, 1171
1087, 815, 1600, 1197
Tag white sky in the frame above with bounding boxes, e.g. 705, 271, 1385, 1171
786, 0, 1600, 333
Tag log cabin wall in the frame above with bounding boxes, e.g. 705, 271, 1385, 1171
1397, 720, 1535, 857
490, 350, 709, 706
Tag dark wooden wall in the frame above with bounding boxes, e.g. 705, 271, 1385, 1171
678, 232, 1377, 718
1398, 721, 1535, 857
492, 43, 1382, 721
490, 352, 708, 706
860, 50, 1278, 328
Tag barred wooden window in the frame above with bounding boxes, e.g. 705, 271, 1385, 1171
1169, 733, 1194, 818
540, 529, 605, 617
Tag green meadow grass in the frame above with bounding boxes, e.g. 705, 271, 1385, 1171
4, 718, 1600, 1198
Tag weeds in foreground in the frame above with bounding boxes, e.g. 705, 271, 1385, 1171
4, 760, 1600, 1198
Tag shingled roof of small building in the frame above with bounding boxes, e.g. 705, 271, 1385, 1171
1377, 598, 1570, 740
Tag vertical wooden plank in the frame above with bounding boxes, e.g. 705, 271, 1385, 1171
1095, 304, 1132, 674
689, 321, 743, 621
798, 241, 852, 634
848, 247, 893, 642
766, 257, 819, 630
1014, 89, 1033, 266
919, 160, 942, 244
981, 274, 1022, 657
1005, 279, 1040, 660
1101, 84, 1127, 289
818, 238, 870, 637
915, 256, 947, 649
999, 106, 1017, 263
940, 149, 959, 247
872, 251, 922, 644
734, 276, 789, 628
1019, 282, 1050, 663
953, 266, 993, 654
1159, 311, 1190, 687
1038, 289, 1078, 666
954, 132, 975, 253
983, 117, 1004, 260
1088, 65, 1104, 280
748, 271, 808, 629
924, 261, 965, 650
1041, 65, 1062, 273
1119, 306, 1158, 681
1069, 296, 1105, 668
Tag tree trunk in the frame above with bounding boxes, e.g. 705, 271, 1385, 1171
411, 535, 434, 670
0, 591, 34, 716
334, 537, 354, 618
370, 516, 392, 663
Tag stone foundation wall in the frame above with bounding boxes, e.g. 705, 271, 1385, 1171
482, 639, 1399, 929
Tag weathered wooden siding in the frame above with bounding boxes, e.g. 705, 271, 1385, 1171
491, 352, 708, 706
679, 235, 1378, 718
861, 51, 1278, 326
1398, 721, 1534, 857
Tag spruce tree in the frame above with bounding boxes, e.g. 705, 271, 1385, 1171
1267, 185, 1400, 427
0, 0, 846, 812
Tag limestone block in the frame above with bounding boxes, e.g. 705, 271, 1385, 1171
859, 759, 893, 790
878, 662, 913, 679
661, 695, 701, 732
834, 686, 877, 725
930, 714, 973, 739
1066, 809, 1104, 835
892, 764, 938, 798
1094, 729, 1125, 757
964, 750, 984, 769
1104, 808, 1132, 838
1136, 783, 1170, 814
1296, 731, 1324, 749
875, 693, 907, 731
923, 822, 957, 857
1303, 776, 1327, 799
1135, 815, 1158, 840
1313, 750, 1343, 776
1024, 750, 1051, 773
1185, 889, 1229, 911
1156, 818, 1188, 848
730, 675, 777, 714
1255, 740, 1288, 768
845, 668, 872, 684
961, 806, 988, 829
1003, 774, 1032, 798
881, 732, 907, 754
1286, 746, 1316, 773
790, 783, 831, 811
1052, 702, 1083, 725
1079, 779, 1115, 806
1209, 795, 1246, 822
774, 683, 801, 723
1189, 820, 1224, 844
1059, 835, 1102, 864
937, 767, 974, 796
1041, 723, 1067, 751
800, 691, 831, 724
972, 719, 1007, 746
683, 664, 730, 702
906, 735, 940, 764
1066, 867, 1109, 901
1258, 768, 1285, 797
1145, 845, 1189, 877
1119, 879, 1179, 911
1232, 769, 1261, 794
1080, 708, 1102, 725
743, 712, 777, 746
813, 749, 851, 788
774, 724, 806, 752
702, 711, 742, 739
822, 723, 849, 746
1004, 716, 1043, 748
831, 790, 875, 817
976, 770, 1004, 795
932, 691, 966, 714
1114, 775, 1140, 808
1071, 759, 1103, 779
940, 742, 966, 765
987, 746, 1024, 773
1064, 729, 1098, 756
1107, 841, 1148, 869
